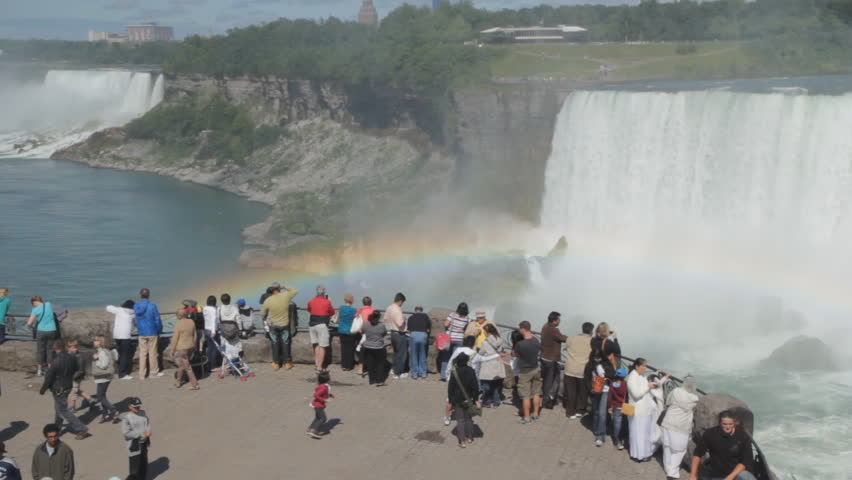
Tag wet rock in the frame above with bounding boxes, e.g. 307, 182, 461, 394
762, 335, 836, 371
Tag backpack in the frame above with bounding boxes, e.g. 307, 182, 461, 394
435, 333, 451, 351
54, 304, 69, 324
288, 301, 299, 338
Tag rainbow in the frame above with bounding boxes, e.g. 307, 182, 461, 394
171, 227, 852, 320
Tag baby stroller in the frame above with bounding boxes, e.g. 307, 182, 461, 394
216, 319, 255, 381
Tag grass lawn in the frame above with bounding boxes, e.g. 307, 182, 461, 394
486, 41, 748, 81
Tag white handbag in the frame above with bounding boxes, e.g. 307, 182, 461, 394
350, 314, 363, 334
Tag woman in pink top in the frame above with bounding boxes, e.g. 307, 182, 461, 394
354, 296, 376, 377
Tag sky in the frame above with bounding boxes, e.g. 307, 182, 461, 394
0, 0, 636, 40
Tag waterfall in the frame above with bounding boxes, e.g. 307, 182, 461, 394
540, 90, 852, 254
535, 88, 852, 480
0, 70, 165, 158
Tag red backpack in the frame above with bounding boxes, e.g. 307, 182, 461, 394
435, 333, 451, 351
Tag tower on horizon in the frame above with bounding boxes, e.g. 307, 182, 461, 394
358, 0, 379, 25
432, 0, 450, 12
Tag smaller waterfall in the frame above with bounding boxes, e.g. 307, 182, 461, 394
0, 70, 166, 158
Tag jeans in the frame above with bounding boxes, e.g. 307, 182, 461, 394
129, 443, 148, 480
309, 407, 327, 432
53, 392, 87, 434
441, 341, 462, 379
612, 407, 625, 443
93, 381, 117, 418
563, 375, 588, 416
591, 392, 608, 441
339, 334, 359, 370
115, 339, 133, 377
540, 359, 560, 407
480, 378, 504, 406
138, 335, 160, 378
408, 332, 428, 378
390, 331, 408, 376
363, 347, 387, 384
269, 326, 291, 366
205, 330, 220, 371
36, 330, 59, 367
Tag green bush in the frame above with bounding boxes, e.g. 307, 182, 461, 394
126, 94, 285, 163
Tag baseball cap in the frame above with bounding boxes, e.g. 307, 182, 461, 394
270, 282, 281, 289
237, 298, 246, 306
128, 397, 143, 408
615, 367, 628, 378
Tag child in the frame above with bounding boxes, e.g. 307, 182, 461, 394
607, 367, 629, 450
236, 298, 254, 339
307, 371, 334, 439
92, 335, 120, 423
66, 340, 94, 413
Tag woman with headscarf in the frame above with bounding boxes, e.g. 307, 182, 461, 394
660, 376, 700, 479
448, 353, 480, 448
627, 357, 670, 461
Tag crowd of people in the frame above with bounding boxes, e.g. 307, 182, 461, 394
0, 284, 760, 480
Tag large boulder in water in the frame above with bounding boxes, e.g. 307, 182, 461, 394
762, 335, 836, 371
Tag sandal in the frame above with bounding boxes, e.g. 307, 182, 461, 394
188, 385, 200, 390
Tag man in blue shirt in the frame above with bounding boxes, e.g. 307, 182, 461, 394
134, 288, 163, 379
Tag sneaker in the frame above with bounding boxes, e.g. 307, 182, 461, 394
284, 362, 294, 370
391, 374, 400, 380
272, 363, 281, 371
443, 416, 451, 426
309, 431, 322, 439
520, 418, 531, 425
617, 441, 625, 450
75, 432, 92, 440
120, 375, 133, 380
400, 373, 409, 379
155, 372, 165, 377
531, 415, 540, 422
595, 439, 603, 447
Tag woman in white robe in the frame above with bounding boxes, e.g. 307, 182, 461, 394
627, 358, 669, 462
660, 376, 700, 479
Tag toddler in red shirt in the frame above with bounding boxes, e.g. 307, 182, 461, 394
307, 371, 335, 439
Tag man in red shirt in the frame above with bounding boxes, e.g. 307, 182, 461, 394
307, 285, 335, 372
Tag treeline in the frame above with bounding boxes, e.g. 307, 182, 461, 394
162, 0, 852, 85
0, 39, 178, 65
3, 0, 850, 87
164, 7, 499, 90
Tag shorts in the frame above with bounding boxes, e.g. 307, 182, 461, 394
517, 369, 542, 400
309, 324, 330, 347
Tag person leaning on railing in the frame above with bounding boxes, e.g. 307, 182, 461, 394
26, 295, 59, 377
0, 287, 10, 345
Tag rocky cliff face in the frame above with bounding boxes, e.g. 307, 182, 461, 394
453, 86, 572, 223
52, 75, 571, 267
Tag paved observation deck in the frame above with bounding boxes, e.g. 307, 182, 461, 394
0, 364, 680, 480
